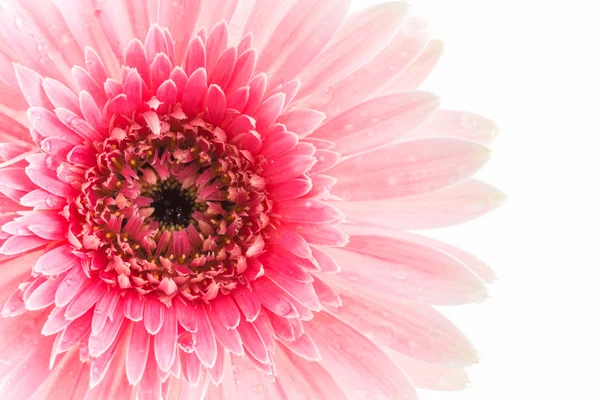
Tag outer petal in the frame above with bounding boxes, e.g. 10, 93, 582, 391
257, 0, 350, 89
295, 2, 408, 99
320, 232, 487, 305
327, 138, 491, 201
336, 179, 505, 230
409, 110, 499, 144
304, 312, 418, 400
310, 91, 440, 155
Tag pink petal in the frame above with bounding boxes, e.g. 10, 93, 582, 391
181, 68, 207, 117
209, 47, 237, 89
181, 351, 203, 387
311, 91, 440, 155
175, 300, 198, 332
184, 36, 206, 76
266, 178, 311, 201
204, 21, 229, 75
273, 346, 347, 399
226, 49, 256, 94
64, 280, 105, 320
267, 311, 294, 341
295, 1, 409, 99
206, 305, 244, 356
310, 274, 342, 308
0, 235, 48, 255
242, 0, 296, 56
88, 302, 125, 358
125, 39, 150, 85
273, 199, 343, 225
0, 167, 38, 191
211, 294, 241, 329
254, 93, 285, 130
25, 156, 77, 197
400, 231, 497, 284
231, 286, 261, 323
196, 1, 239, 40
327, 138, 491, 201
91, 290, 120, 335
264, 270, 320, 311
278, 333, 321, 361
277, 109, 325, 137
27, 107, 80, 143
144, 297, 165, 335
25, 276, 63, 310
288, 224, 348, 247
195, 304, 218, 367
304, 312, 418, 400
251, 277, 299, 319
124, 291, 144, 321
381, 39, 444, 93
261, 155, 316, 184
328, 290, 479, 366
150, 53, 173, 92
204, 84, 227, 125
55, 108, 103, 142
41, 306, 70, 336
154, 305, 178, 372
89, 326, 126, 388
257, 0, 350, 89
144, 25, 170, 65
269, 227, 312, 259
310, 247, 341, 273
79, 90, 107, 132
337, 179, 505, 230
260, 252, 313, 283
323, 231, 487, 305
387, 349, 470, 391
260, 130, 298, 158
42, 78, 81, 116
14, 64, 52, 109
299, 16, 431, 117
409, 110, 499, 144
33, 244, 79, 276
55, 265, 87, 307
158, 1, 203, 64
237, 318, 269, 364
126, 321, 151, 385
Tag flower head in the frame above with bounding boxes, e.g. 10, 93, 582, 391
0, 1, 502, 399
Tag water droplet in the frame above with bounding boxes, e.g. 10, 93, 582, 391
94, 9, 103, 18
177, 332, 196, 353
375, 326, 394, 345
15, 16, 24, 30
253, 384, 264, 393
235, 379, 243, 385
460, 114, 478, 128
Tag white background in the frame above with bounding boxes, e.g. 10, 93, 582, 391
352, 1, 600, 399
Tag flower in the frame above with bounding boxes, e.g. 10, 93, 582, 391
0, 0, 502, 399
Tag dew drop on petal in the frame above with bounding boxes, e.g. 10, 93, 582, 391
15, 16, 24, 30
253, 384, 264, 393
177, 332, 196, 353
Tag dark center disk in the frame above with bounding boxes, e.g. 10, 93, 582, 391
151, 186, 194, 227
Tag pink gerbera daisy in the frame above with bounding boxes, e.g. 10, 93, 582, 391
0, 1, 502, 399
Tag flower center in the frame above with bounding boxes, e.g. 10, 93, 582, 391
148, 178, 196, 229
69, 113, 270, 302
